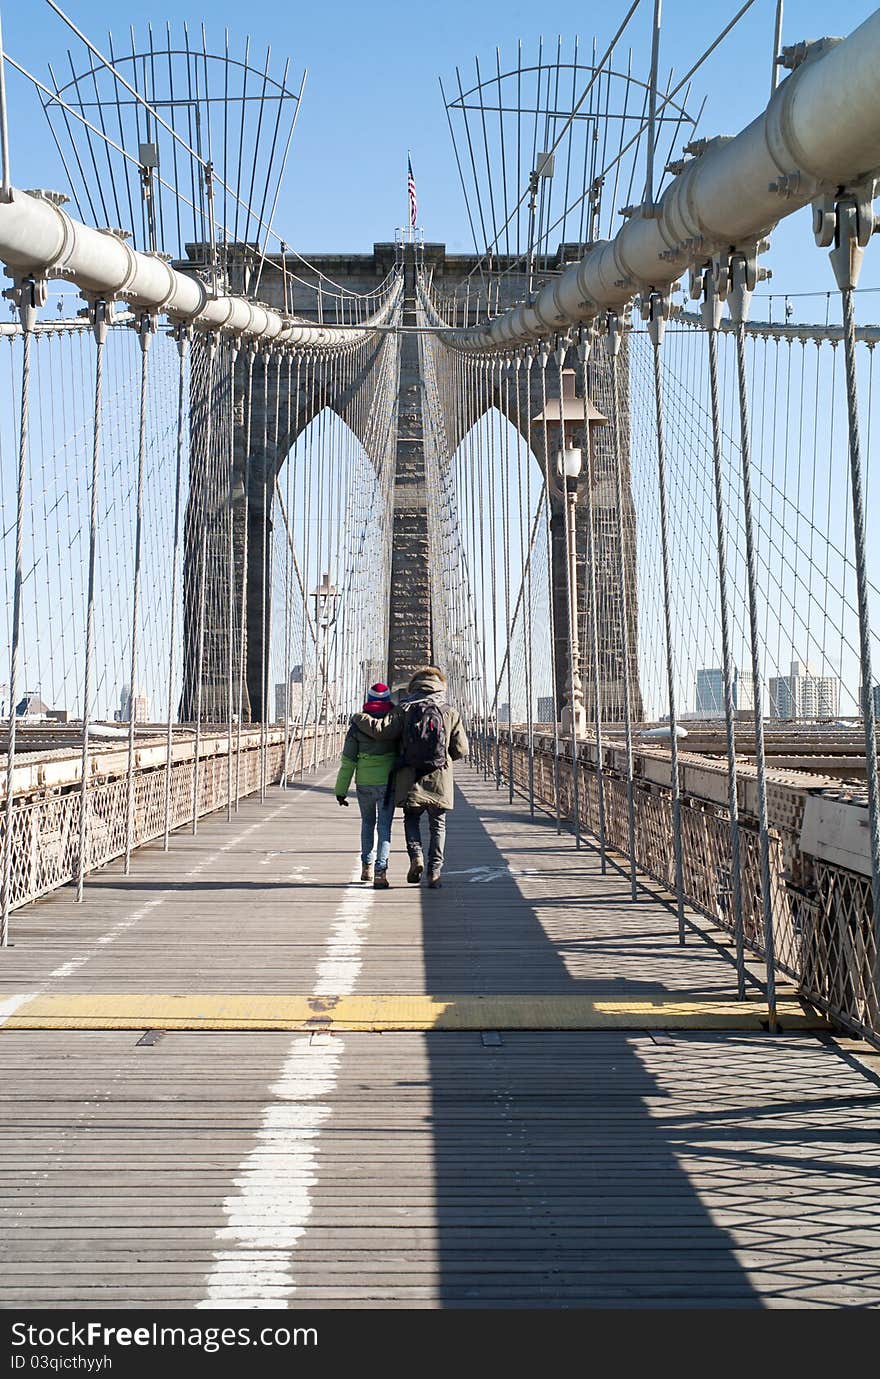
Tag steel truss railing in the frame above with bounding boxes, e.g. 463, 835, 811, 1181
0, 725, 345, 914
484, 727, 879, 1047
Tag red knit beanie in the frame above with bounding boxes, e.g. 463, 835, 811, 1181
363, 681, 392, 715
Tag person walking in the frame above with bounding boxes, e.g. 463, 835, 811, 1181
351, 665, 468, 889
335, 682, 397, 888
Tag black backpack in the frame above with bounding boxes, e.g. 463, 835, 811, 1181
401, 699, 448, 778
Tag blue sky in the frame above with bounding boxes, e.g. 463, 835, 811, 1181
0, 1, 877, 720
2, 0, 879, 310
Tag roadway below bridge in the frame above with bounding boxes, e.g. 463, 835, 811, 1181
1, 768, 880, 1307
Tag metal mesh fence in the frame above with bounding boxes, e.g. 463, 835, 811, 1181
0, 726, 344, 912
496, 728, 878, 1044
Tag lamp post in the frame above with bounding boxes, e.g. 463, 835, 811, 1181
534, 368, 606, 738
310, 571, 340, 724
556, 441, 586, 737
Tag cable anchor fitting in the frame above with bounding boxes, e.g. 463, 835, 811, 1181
640, 290, 672, 349
134, 307, 158, 354
2, 272, 47, 333
84, 294, 113, 347
727, 243, 772, 326
170, 320, 193, 358
815, 183, 878, 293
575, 324, 593, 368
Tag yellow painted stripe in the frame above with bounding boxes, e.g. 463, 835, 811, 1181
0, 992, 827, 1031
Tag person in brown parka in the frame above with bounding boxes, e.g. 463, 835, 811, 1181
350, 665, 468, 888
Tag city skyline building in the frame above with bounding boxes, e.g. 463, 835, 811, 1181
695, 666, 754, 716
114, 686, 150, 724
769, 660, 839, 720
537, 696, 555, 724
275, 666, 305, 725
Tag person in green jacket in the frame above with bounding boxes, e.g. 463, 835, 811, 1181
350, 666, 469, 889
334, 682, 397, 888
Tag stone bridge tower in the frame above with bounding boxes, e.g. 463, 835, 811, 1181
179, 240, 642, 724
386, 245, 433, 690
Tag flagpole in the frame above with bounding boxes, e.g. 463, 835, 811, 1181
407, 148, 412, 244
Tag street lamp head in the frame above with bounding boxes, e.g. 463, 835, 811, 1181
311, 571, 340, 627
556, 445, 583, 481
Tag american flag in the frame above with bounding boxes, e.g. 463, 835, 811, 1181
407, 155, 417, 228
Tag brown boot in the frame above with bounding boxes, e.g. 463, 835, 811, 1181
373, 868, 390, 889
427, 870, 442, 889
361, 863, 374, 883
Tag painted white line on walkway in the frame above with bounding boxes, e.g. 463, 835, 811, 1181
314, 867, 376, 994
197, 861, 375, 1309
0, 992, 38, 1022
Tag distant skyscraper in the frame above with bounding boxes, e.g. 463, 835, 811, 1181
276, 666, 306, 724
769, 660, 839, 720
537, 695, 556, 724
114, 686, 150, 723
695, 667, 754, 715
499, 702, 511, 725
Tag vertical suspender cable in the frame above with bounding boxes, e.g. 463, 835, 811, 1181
282, 350, 297, 786
521, 351, 536, 817
163, 324, 189, 850
837, 261, 880, 1004
191, 332, 217, 836
123, 311, 154, 873
558, 340, 582, 848
488, 356, 501, 788
0, 298, 33, 943
580, 333, 607, 872
235, 344, 255, 807
647, 298, 685, 941
539, 343, 562, 833
263, 349, 282, 789
703, 274, 746, 996
502, 356, 515, 801
606, 316, 637, 898
480, 361, 493, 777
225, 338, 239, 820
259, 350, 270, 799
76, 299, 108, 901
732, 298, 777, 1027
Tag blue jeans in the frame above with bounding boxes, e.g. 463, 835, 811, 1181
357, 784, 394, 868
404, 805, 446, 873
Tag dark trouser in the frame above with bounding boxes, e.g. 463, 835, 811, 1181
404, 804, 447, 873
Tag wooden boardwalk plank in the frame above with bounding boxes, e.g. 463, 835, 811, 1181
0, 768, 879, 1308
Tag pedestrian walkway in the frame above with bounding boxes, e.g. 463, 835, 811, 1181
1, 768, 880, 1307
